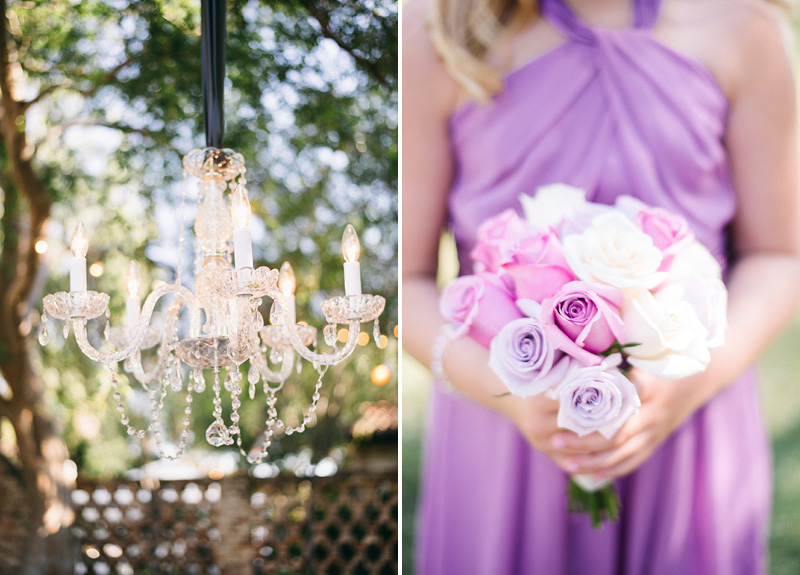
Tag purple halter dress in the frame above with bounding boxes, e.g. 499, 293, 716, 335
416, 0, 771, 573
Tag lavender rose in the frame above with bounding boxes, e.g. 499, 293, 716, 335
541, 281, 626, 366
489, 316, 572, 397
547, 359, 640, 438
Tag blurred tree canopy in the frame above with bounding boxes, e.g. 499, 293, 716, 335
0, 0, 396, 571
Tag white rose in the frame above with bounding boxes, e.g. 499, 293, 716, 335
519, 184, 588, 230
562, 212, 667, 290
613, 195, 649, 221
622, 289, 711, 379
665, 241, 727, 348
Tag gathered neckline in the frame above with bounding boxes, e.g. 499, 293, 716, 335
449, 31, 727, 123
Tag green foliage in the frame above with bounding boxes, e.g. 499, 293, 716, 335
17, 0, 397, 476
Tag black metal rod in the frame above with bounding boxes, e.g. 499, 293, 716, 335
201, 0, 226, 148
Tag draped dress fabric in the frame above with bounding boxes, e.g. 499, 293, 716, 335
417, 0, 771, 573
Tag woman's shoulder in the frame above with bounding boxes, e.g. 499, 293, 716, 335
658, 0, 793, 98
402, 0, 463, 116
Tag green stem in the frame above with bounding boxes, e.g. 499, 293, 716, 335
566, 478, 621, 529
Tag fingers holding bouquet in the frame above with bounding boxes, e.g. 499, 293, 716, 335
437, 184, 728, 526
553, 367, 703, 480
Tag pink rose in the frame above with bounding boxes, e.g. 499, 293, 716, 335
470, 209, 532, 273
440, 274, 523, 348
502, 229, 576, 302
635, 207, 694, 270
541, 281, 626, 366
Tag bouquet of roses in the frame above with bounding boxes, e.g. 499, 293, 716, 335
439, 184, 727, 527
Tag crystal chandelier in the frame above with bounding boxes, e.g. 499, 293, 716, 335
36, 0, 385, 464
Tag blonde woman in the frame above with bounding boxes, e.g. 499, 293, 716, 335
402, 0, 800, 572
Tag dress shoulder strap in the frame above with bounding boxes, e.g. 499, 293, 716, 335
539, 0, 663, 43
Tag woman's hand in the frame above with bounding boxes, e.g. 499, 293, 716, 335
547, 368, 705, 480
503, 392, 608, 474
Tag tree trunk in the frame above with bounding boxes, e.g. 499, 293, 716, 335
0, 2, 77, 571
4, 367, 78, 574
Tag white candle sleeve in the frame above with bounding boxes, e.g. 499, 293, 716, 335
70, 257, 87, 292
284, 295, 296, 326
233, 228, 254, 270
344, 261, 361, 296
126, 297, 141, 326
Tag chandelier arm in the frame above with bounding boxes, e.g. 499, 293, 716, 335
146, 283, 204, 338
250, 346, 294, 385
128, 300, 183, 385
70, 283, 203, 364
201, 0, 226, 148
73, 319, 139, 364
285, 317, 361, 366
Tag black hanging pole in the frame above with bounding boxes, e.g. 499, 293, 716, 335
201, 0, 226, 148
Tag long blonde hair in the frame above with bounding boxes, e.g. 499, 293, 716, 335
428, 0, 536, 104
429, 0, 790, 104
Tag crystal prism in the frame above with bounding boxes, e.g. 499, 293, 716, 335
192, 368, 206, 393
247, 363, 260, 384
323, 324, 337, 346
205, 420, 228, 447
373, 319, 381, 346
269, 300, 282, 325
38, 320, 49, 346
168, 364, 182, 392
269, 347, 282, 364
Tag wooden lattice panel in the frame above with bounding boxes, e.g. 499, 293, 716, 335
247, 473, 398, 575
72, 479, 221, 574
70, 471, 398, 574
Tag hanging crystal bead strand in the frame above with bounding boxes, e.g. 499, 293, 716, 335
107, 362, 149, 440
192, 368, 206, 393
279, 364, 327, 436
247, 362, 259, 400
205, 367, 231, 447
228, 367, 243, 437
235, 390, 279, 464
151, 376, 195, 460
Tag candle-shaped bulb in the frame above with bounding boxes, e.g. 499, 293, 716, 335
231, 184, 251, 230
279, 262, 296, 296
342, 224, 360, 263
70, 221, 88, 258
126, 260, 141, 298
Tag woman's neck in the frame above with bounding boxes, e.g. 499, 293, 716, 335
559, 0, 638, 29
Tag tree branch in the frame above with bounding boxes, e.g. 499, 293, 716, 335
32, 117, 154, 151
303, 4, 391, 90
19, 82, 62, 113
20, 54, 136, 114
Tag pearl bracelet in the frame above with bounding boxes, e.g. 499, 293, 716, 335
430, 324, 463, 396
